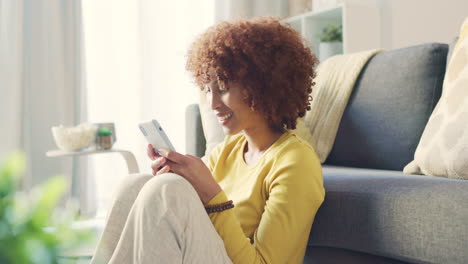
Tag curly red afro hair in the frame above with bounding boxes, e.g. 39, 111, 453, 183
186, 16, 318, 130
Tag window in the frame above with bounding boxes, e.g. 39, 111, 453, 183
81, 0, 215, 217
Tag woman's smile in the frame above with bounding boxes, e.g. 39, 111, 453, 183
216, 112, 233, 124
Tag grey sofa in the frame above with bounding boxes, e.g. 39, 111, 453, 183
185, 42, 468, 264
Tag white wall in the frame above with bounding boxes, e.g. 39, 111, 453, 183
377, 0, 467, 49
216, 0, 466, 51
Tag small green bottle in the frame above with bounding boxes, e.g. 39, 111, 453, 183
97, 127, 113, 150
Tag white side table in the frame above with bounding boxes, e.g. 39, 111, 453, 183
46, 148, 140, 174
47, 148, 140, 261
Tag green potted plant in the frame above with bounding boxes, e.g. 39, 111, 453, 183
317, 24, 343, 62
0, 152, 90, 264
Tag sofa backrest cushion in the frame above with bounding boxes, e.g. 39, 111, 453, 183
325, 43, 448, 171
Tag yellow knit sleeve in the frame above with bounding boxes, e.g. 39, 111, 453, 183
208, 146, 325, 263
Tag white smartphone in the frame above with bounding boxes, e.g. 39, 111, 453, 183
139, 119, 176, 152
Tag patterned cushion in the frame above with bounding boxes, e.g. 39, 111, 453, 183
404, 17, 468, 179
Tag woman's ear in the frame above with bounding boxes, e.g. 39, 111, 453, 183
241, 87, 256, 110
241, 89, 251, 101
242, 90, 251, 104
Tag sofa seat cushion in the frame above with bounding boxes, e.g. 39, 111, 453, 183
308, 165, 468, 264
304, 246, 409, 264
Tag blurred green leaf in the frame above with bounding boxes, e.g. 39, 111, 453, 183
30, 176, 67, 228
0, 151, 25, 197
0, 152, 91, 264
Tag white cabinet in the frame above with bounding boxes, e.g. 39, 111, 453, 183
283, 3, 380, 60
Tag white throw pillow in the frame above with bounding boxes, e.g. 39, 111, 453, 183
404, 17, 468, 179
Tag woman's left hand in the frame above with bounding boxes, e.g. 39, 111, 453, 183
158, 148, 222, 205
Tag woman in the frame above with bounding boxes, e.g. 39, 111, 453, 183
91, 17, 324, 264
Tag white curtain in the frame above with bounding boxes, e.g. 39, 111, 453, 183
138, 0, 215, 151
215, 0, 289, 22
82, 0, 216, 217
0, 0, 23, 161
0, 0, 89, 211
81, 0, 145, 218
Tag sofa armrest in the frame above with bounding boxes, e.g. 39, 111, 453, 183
185, 104, 206, 157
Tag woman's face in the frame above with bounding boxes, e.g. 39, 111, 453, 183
205, 71, 261, 135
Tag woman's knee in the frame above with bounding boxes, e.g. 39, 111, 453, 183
136, 173, 197, 209
113, 173, 153, 202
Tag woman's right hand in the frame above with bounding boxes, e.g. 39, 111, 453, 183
147, 144, 171, 175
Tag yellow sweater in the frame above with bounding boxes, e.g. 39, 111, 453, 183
206, 131, 325, 264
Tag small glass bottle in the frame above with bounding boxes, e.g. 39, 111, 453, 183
96, 127, 113, 150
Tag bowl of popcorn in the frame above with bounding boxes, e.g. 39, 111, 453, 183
51, 123, 97, 151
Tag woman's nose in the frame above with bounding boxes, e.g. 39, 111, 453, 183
209, 91, 221, 110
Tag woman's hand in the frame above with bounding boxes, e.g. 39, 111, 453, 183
146, 144, 222, 205
147, 144, 171, 175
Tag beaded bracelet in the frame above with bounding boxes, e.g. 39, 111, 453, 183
205, 200, 234, 214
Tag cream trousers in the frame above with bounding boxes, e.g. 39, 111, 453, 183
90, 173, 233, 264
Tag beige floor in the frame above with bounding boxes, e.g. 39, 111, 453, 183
58, 257, 91, 264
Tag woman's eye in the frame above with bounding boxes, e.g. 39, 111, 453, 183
204, 87, 211, 94
217, 88, 227, 95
